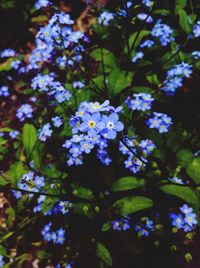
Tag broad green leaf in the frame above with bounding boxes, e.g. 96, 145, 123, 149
178, 9, 192, 34
186, 158, 200, 184
176, 149, 193, 167
22, 124, 37, 157
113, 196, 153, 216
97, 242, 112, 266
111, 177, 145, 192
8, 162, 26, 185
90, 48, 116, 71
175, 0, 187, 13
0, 174, 9, 186
108, 68, 133, 95
160, 185, 198, 205
131, 86, 153, 94
72, 185, 94, 201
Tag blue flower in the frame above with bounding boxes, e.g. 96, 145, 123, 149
152, 20, 174, 46
170, 213, 184, 229
132, 51, 144, 63
137, 13, 153, 23
38, 123, 53, 142
59, 12, 74, 25
126, 93, 154, 111
0, 86, 9, 97
0, 48, 16, 58
52, 116, 63, 127
101, 113, 124, 139
98, 11, 114, 26
79, 112, 104, 137
193, 20, 200, 37
112, 218, 130, 231
0, 255, 5, 267
16, 104, 33, 122
35, 0, 52, 9
35, 176, 45, 188
146, 112, 172, 133
140, 40, 155, 48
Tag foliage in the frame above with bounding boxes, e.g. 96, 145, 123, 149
0, 0, 200, 267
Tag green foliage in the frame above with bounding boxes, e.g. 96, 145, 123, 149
108, 68, 133, 96
96, 242, 112, 266
113, 196, 153, 216
111, 176, 145, 192
160, 185, 199, 206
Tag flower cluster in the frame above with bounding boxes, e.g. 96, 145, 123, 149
119, 136, 155, 173
31, 73, 72, 103
125, 93, 154, 111
16, 104, 33, 122
63, 100, 124, 166
135, 217, 155, 237
170, 204, 197, 232
151, 20, 174, 46
161, 62, 192, 95
112, 218, 130, 231
146, 112, 172, 133
13, 172, 45, 199
41, 222, 66, 244
0, 48, 16, 58
33, 195, 72, 215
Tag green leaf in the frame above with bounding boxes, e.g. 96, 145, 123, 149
72, 185, 94, 201
176, 149, 193, 168
178, 9, 192, 34
37, 250, 51, 260
0, 245, 6, 256
108, 68, 133, 95
90, 48, 116, 71
146, 74, 160, 85
113, 196, 153, 216
160, 185, 198, 206
22, 124, 37, 157
111, 177, 145, 192
175, 0, 187, 13
97, 242, 112, 266
131, 86, 153, 94
186, 158, 200, 184
0, 174, 9, 186
8, 162, 26, 185
101, 222, 111, 232
31, 15, 48, 23
153, 9, 170, 15
0, 58, 14, 72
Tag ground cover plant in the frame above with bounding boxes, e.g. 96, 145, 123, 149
0, 0, 200, 267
